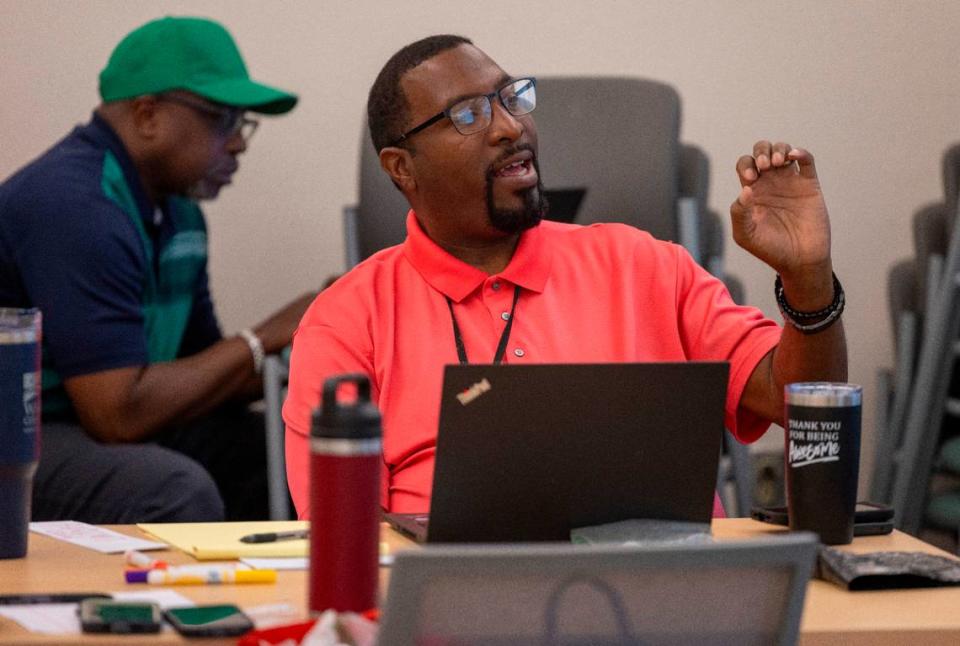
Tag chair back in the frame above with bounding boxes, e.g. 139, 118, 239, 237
347, 76, 697, 268
943, 142, 960, 218
379, 534, 817, 646
534, 77, 680, 239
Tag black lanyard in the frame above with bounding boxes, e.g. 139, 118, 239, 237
446, 285, 521, 365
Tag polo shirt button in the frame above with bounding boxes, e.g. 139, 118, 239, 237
492, 281, 501, 290
514, 348, 525, 357
501, 312, 511, 321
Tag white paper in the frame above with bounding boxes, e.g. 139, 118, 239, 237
241, 557, 308, 570
243, 602, 301, 628
0, 591, 193, 635
29, 521, 166, 553
240, 554, 393, 570
0, 603, 82, 635
112, 589, 194, 609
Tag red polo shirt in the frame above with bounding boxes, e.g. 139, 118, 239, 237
284, 212, 781, 518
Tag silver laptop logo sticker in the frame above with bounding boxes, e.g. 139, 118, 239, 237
457, 378, 491, 405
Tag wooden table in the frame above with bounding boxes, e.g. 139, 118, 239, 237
1, 519, 958, 645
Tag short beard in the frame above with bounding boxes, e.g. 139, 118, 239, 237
186, 178, 222, 201
485, 148, 548, 235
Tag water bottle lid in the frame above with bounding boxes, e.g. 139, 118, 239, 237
311, 373, 382, 439
785, 382, 862, 407
0, 308, 41, 344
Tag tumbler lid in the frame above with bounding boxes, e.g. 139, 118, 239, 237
311, 373, 382, 439
0, 308, 40, 344
785, 382, 862, 407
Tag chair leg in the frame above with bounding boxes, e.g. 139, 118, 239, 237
725, 431, 754, 517
263, 355, 291, 520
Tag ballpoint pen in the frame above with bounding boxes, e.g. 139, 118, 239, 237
239, 529, 310, 544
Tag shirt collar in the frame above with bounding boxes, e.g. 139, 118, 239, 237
82, 112, 168, 227
402, 210, 552, 302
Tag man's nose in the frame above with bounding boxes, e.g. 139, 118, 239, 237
486, 100, 523, 144
225, 129, 247, 154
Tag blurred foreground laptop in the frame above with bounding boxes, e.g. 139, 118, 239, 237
385, 362, 729, 543
378, 533, 818, 646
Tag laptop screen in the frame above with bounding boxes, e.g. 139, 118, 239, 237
406, 362, 729, 543
542, 187, 587, 223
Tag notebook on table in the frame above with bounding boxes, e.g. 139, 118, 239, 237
385, 362, 729, 543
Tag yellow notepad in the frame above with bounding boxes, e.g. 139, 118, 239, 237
137, 521, 309, 560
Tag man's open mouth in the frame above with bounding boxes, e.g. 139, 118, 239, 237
494, 158, 532, 177
491, 151, 538, 189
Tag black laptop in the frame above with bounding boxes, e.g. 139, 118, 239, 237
385, 362, 729, 543
543, 187, 587, 223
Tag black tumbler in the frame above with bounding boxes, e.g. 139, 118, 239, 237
785, 382, 861, 545
0, 308, 41, 559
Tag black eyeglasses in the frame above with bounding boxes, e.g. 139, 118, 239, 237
390, 77, 537, 147
157, 93, 259, 143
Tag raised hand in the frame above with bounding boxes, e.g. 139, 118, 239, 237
730, 141, 832, 281
732, 142, 847, 423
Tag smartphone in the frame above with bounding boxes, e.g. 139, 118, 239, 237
0, 593, 109, 605
751, 501, 894, 536
852, 501, 895, 523
78, 599, 161, 634
164, 604, 254, 637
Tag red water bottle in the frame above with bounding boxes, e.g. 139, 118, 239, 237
309, 374, 382, 614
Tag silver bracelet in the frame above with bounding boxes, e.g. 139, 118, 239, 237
238, 328, 265, 375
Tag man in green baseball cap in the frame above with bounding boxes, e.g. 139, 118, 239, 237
97, 15, 298, 200
0, 16, 313, 523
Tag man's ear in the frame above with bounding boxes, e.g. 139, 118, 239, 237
128, 96, 163, 141
379, 147, 416, 193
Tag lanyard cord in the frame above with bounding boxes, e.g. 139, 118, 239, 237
446, 285, 521, 365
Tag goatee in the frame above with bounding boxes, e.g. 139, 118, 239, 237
485, 150, 548, 235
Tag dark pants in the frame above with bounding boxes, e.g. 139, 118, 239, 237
32, 406, 273, 523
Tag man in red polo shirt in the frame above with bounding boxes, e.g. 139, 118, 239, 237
283, 35, 847, 518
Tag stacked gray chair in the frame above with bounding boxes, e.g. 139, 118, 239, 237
893, 199, 960, 534
874, 142, 960, 540
870, 201, 945, 506
870, 259, 920, 504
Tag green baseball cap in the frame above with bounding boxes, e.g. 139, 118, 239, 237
99, 16, 297, 114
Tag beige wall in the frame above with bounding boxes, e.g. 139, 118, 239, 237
4, 0, 960, 483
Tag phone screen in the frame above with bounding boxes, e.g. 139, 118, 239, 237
99, 605, 157, 623
79, 599, 161, 634
165, 604, 253, 637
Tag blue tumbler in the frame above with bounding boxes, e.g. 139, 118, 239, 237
0, 308, 41, 559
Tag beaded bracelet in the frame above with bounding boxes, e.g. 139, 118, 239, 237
774, 273, 845, 334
